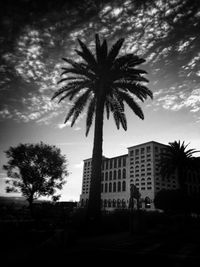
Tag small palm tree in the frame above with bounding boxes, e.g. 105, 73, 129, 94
160, 140, 199, 193
52, 34, 153, 222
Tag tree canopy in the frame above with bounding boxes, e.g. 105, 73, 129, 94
3, 142, 68, 211
159, 140, 199, 189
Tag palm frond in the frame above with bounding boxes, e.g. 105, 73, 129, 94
64, 89, 91, 124
60, 67, 94, 80
77, 39, 97, 69
75, 49, 97, 72
113, 83, 145, 102
115, 82, 153, 101
52, 80, 90, 101
100, 39, 108, 63
104, 100, 110, 120
95, 34, 101, 64
117, 91, 144, 120
107, 38, 125, 64
107, 95, 127, 130
115, 70, 149, 83
113, 54, 146, 70
62, 58, 95, 79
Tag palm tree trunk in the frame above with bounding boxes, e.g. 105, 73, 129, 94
87, 98, 104, 223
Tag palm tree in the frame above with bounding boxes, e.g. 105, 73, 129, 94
52, 34, 153, 222
160, 140, 199, 193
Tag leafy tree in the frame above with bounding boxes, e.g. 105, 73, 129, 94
52, 34, 152, 222
159, 140, 199, 193
3, 142, 68, 216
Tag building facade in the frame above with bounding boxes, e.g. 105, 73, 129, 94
79, 141, 199, 210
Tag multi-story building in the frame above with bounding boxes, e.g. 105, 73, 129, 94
79, 141, 199, 210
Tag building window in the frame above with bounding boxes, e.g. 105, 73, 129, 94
110, 159, 112, 169
118, 182, 121, 192
122, 181, 126, 191
114, 170, 117, 180
123, 157, 126, 166
118, 169, 121, 179
105, 183, 108, 193
123, 169, 126, 179
113, 182, 116, 192
109, 182, 112, 192
147, 146, 151, 153
105, 172, 108, 181
145, 197, 151, 208
117, 199, 121, 208
106, 161, 109, 169
141, 147, 145, 154
136, 149, 139, 155
130, 150, 133, 156
118, 158, 121, 167
114, 158, 117, 168
109, 171, 112, 180
122, 199, 126, 208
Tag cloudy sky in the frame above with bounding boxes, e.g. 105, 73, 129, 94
0, 0, 200, 201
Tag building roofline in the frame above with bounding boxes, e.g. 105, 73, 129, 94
127, 140, 168, 149
83, 141, 169, 162
83, 154, 128, 162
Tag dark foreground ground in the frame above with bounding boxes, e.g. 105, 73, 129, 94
2, 221, 200, 267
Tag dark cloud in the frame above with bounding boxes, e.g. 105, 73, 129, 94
0, 0, 200, 124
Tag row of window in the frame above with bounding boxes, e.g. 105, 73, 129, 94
101, 181, 126, 193
130, 183, 152, 191
129, 146, 151, 156
84, 161, 91, 167
80, 198, 127, 208
82, 181, 127, 194
81, 198, 152, 209
102, 157, 127, 170
102, 169, 126, 181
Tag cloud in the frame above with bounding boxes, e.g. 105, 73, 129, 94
74, 126, 81, 131
155, 87, 200, 116
57, 121, 71, 129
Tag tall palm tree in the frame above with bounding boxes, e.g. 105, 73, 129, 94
52, 34, 153, 221
160, 140, 199, 193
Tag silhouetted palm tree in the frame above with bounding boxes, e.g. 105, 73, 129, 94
160, 140, 199, 193
52, 34, 152, 221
